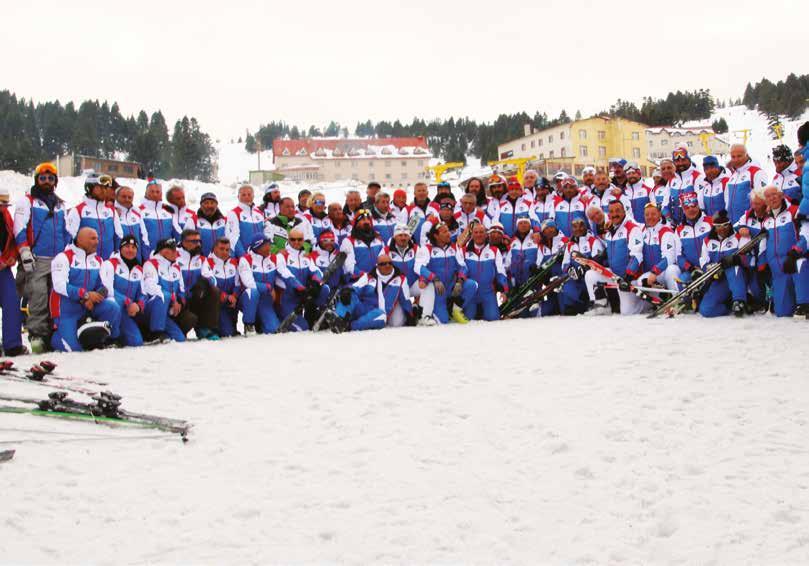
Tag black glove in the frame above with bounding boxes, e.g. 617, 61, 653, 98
691, 267, 704, 280
720, 255, 738, 269
294, 287, 307, 301
405, 311, 418, 326
306, 281, 320, 301
617, 279, 631, 292
567, 264, 585, 280
495, 281, 506, 293
528, 264, 540, 276
411, 304, 423, 320
783, 249, 801, 275
338, 287, 353, 306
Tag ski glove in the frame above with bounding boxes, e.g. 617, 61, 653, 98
20, 247, 35, 272
617, 279, 631, 292
567, 264, 585, 280
720, 255, 738, 269
783, 249, 801, 275
338, 287, 353, 306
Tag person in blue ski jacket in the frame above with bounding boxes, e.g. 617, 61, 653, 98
698, 210, 752, 318
226, 184, 265, 256
419, 221, 477, 324
771, 145, 801, 203
114, 185, 150, 263
674, 194, 714, 289
13, 162, 70, 350
797, 122, 809, 217
638, 204, 680, 292
204, 238, 257, 337
330, 253, 415, 332
276, 228, 328, 331
495, 176, 534, 238
561, 218, 604, 315
667, 145, 703, 226
462, 222, 509, 321
550, 177, 587, 237
624, 162, 653, 222
734, 187, 770, 311
50, 228, 122, 352
139, 179, 180, 258
0, 188, 25, 356
758, 186, 809, 317
340, 209, 385, 280
65, 172, 124, 260
726, 144, 769, 225
100, 235, 147, 347
695, 156, 730, 217
194, 192, 226, 257
238, 234, 282, 334
142, 237, 188, 343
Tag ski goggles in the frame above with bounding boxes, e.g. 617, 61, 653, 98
97, 175, 115, 187
37, 174, 57, 183
146, 179, 161, 187
313, 199, 326, 206
680, 194, 699, 207
672, 148, 689, 159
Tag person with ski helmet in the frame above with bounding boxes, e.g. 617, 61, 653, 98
50, 227, 122, 352
13, 162, 69, 352
772, 144, 802, 203
66, 172, 124, 261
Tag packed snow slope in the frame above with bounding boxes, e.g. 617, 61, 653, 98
2, 316, 809, 564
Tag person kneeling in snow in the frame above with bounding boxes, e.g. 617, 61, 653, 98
50, 227, 122, 352
204, 237, 257, 337
100, 235, 146, 347
697, 210, 752, 318
142, 238, 190, 343
327, 253, 415, 332
238, 234, 282, 334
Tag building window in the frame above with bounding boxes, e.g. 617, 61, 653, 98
632, 147, 641, 158
632, 132, 640, 141
579, 130, 587, 140
598, 146, 606, 158
385, 160, 391, 167
649, 140, 653, 146
549, 135, 553, 143
539, 153, 544, 160
369, 160, 374, 168
530, 140, 535, 148
417, 160, 424, 166
401, 172, 408, 180
369, 173, 375, 180
124, 165, 133, 174
598, 131, 606, 140
561, 148, 567, 158
661, 139, 669, 146
560, 131, 565, 140
579, 145, 588, 157
385, 173, 391, 180
549, 150, 555, 158
538, 139, 543, 147
686, 141, 693, 147
351, 161, 357, 168
401, 161, 407, 167
108, 164, 119, 172
521, 143, 526, 151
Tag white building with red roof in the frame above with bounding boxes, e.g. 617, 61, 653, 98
273, 137, 431, 186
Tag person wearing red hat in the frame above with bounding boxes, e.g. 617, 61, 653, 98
493, 176, 534, 239
391, 189, 408, 218
312, 229, 345, 291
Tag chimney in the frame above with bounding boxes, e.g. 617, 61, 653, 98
524, 124, 532, 137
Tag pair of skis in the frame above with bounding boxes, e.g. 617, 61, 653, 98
0, 390, 190, 439
499, 248, 565, 318
501, 274, 571, 319
647, 230, 768, 319
571, 254, 665, 307
278, 252, 347, 333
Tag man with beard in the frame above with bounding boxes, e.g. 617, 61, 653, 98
13, 162, 70, 352
176, 229, 221, 340
340, 209, 385, 280
624, 162, 652, 222
194, 192, 226, 257
609, 158, 628, 190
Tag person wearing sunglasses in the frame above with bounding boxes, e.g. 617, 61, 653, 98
340, 209, 385, 281
50, 227, 123, 352
311, 229, 345, 292
306, 192, 332, 242
673, 193, 714, 294
275, 228, 329, 331
203, 237, 257, 337
66, 172, 124, 261
327, 253, 416, 333
13, 162, 69, 353
0, 187, 26, 356
667, 144, 705, 226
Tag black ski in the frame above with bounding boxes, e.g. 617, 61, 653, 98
278, 251, 346, 333
499, 248, 565, 317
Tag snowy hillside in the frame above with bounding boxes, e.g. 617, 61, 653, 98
3, 317, 809, 563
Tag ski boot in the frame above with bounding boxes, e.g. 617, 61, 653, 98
324, 311, 350, 334
731, 300, 746, 318
29, 336, 47, 354
795, 303, 809, 319
243, 324, 257, 337
450, 302, 469, 324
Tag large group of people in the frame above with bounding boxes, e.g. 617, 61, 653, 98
1, 122, 808, 355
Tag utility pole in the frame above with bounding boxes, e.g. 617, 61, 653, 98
256, 138, 262, 171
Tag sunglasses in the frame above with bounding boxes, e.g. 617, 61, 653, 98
38, 174, 56, 183
314, 200, 326, 206
185, 239, 202, 245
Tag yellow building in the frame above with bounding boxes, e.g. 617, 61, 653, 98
497, 116, 657, 178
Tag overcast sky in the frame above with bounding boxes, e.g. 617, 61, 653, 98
4, 0, 807, 141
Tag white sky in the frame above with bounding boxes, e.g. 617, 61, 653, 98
4, 0, 808, 141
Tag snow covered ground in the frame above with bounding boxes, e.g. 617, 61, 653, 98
3, 316, 809, 564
